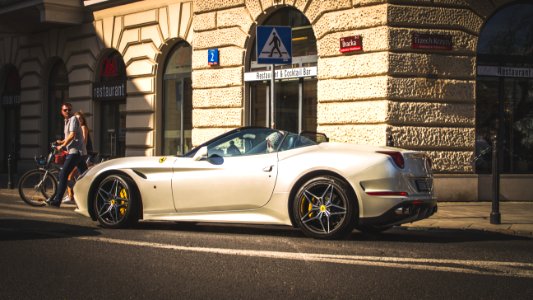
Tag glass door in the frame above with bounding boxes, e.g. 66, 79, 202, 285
250, 77, 317, 133
275, 79, 299, 132
100, 101, 126, 157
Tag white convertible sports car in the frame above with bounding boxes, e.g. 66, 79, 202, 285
73, 127, 436, 239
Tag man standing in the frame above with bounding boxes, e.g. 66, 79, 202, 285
46, 102, 88, 207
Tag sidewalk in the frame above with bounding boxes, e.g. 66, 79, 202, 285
402, 201, 533, 238
0, 185, 532, 238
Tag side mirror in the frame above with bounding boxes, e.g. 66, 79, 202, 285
192, 146, 208, 161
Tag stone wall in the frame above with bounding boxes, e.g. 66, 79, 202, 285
0, 0, 194, 159
384, 0, 501, 174
94, 0, 194, 156
0, 23, 100, 162
0, 0, 519, 175
188, 0, 504, 174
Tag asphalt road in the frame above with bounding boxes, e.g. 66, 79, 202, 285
1, 193, 533, 299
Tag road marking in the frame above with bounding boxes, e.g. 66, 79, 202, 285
77, 236, 533, 279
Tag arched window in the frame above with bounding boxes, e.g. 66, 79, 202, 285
246, 7, 317, 133
47, 60, 68, 143
162, 41, 192, 155
476, 1, 533, 173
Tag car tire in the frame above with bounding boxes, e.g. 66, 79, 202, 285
293, 175, 356, 239
94, 174, 139, 229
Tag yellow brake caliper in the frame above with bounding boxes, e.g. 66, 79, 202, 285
119, 188, 128, 216
301, 196, 315, 218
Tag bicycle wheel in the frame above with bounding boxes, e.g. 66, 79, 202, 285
18, 169, 58, 206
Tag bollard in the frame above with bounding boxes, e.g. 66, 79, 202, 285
490, 132, 501, 224
7, 154, 13, 189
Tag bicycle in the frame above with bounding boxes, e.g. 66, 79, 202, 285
18, 143, 106, 207
18, 143, 64, 206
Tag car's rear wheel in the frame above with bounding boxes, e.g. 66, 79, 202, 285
293, 175, 356, 239
94, 174, 139, 228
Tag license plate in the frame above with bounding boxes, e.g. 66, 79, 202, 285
415, 179, 430, 192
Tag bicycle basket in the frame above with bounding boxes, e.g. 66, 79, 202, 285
36, 155, 47, 166
54, 150, 68, 165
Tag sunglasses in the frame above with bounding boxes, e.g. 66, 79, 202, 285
62, 108, 71, 112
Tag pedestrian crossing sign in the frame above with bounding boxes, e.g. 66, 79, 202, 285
256, 26, 292, 65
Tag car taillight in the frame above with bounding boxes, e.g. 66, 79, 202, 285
377, 151, 405, 169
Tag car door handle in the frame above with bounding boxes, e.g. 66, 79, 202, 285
263, 165, 273, 172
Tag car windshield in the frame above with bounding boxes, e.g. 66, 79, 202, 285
184, 127, 321, 158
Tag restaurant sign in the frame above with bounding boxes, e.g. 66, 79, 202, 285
339, 36, 362, 53
1, 67, 20, 107
93, 52, 127, 101
93, 81, 126, 100
412, 33, 453, 50
477, 66, 533, 78
1, 95, 20, 106
244, 66, 317, 82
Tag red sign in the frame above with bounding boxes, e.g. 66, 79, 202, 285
412, 33, 452, 50
100, 57, 119, 78
340, 36, 362, 53
94, 52, 127, 101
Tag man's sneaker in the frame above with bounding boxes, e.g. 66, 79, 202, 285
62, 198, 76, 205
62, 195, 71, 203
45, 198, 60, 208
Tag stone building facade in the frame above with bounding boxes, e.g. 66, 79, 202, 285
1, 0, 532, 201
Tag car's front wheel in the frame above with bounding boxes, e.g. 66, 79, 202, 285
293, 175, 356, 239
94, 174, 139, 228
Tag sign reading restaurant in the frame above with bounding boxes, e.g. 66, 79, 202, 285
1, 67, 20, 107
93, 52, 127, 101
244, 66, 317, 82
93, 81, 126, 100
411, 32, 453, 50
1, 95, 20, 106
477, 66, 533, 78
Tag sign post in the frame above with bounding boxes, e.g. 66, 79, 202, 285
256, 26, 292, 128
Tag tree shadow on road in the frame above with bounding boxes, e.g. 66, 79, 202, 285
0, 219, 102, 241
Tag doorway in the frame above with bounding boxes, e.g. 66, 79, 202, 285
246, 7, 318, 132
250, 77, 317, 132
0, 106, 19, 172
100, 101, 126, 157
476, 1, 533, 174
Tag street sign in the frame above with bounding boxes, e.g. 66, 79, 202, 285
256, 26, 292, 64
208, 48, 219, 66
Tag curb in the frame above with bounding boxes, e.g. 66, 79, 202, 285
403, 224, 533, 239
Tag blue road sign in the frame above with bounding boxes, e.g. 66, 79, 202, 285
208, 48, 219, 65
256, 26, 292, 65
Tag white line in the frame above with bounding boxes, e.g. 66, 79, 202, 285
76, 236, 533, 279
